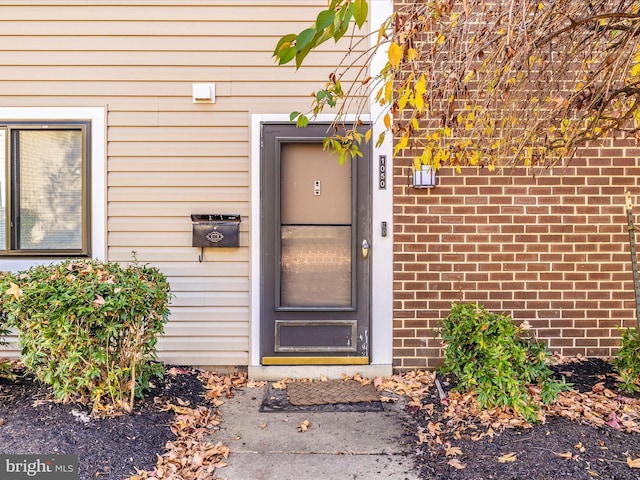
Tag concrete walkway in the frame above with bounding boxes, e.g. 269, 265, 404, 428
208, 386, 420, 480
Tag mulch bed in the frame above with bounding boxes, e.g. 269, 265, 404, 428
0, 366, 208, 480
410, 358, 640, 480
0, 359, 639, 480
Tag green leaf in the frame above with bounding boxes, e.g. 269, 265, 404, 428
296, 115, 309, 128
353, 0, 368, 29
334, 2, 355, 41
277, 46, 296, 65
289, 111, 301, 122
325, 92, 336, 108
316, 9, 335, 31
296, 28, 317, 51
273, 33, 297, 57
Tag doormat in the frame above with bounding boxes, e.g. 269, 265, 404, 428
260, 380, 383, 413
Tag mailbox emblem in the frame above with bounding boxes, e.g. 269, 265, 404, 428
206, 230, 225, 243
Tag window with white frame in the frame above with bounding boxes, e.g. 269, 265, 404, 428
0, 121, 90, 256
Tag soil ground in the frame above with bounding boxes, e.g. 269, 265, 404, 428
411, 359, 640, 480
0, 366, 206, 479
0, 359, 638, 480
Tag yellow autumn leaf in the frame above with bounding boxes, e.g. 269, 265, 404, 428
628, 457, 640, 468
407, 48, 418, 62
298, 420, 311, 432
399, 86, 411, 111
5, 282, 22, 301
384, 78, 393, 103
415, 74, 426, 112
393, 135, 409, 155
388, 41, 402, 69
463, 70, 474, 85
498, 452, 517, 463
383, 113, 391, 130
377, 23, 387, 46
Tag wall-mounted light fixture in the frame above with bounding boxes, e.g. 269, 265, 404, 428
410, 164, 436, 188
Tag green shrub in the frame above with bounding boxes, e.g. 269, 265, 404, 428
611, 327, 640, 392
0, 307, 13, 380
1, 259, 171, 413
439, 302, 570, 422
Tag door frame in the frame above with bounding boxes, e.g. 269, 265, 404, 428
249, 114, 393, 379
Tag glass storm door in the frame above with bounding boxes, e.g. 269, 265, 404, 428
261, 123, 371, 364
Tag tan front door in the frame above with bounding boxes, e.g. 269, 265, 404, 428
260, 123, 371, 365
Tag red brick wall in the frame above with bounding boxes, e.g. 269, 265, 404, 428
392, 139, 639, 370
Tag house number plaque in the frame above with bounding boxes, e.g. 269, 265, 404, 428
379, 155, 387, 189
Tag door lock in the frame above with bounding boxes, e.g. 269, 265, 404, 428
361, 239, 370, 259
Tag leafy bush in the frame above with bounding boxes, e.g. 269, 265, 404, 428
439, 302, 570, 422
0, 307, 14, 380
1, 259, 171, 413
611, 327, 640, 392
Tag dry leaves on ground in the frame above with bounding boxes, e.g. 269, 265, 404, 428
123, 364, 639, 479
128, 370, 247, 480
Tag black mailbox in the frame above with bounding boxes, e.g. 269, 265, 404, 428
191, 214, 241, 249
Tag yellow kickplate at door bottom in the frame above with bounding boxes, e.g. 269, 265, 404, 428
262, 357, 369, 366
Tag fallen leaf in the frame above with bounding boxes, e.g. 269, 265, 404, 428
272, 379, 289, 390
498, 452, 517, 463
416, 430, 430, 444
445, 445, 463, 457
628, 457, 640, 469
259, 423, 267, 429
592, 382, 605, 394
427, 422, 442, 434
319, 374, 328, 382
555, 451, 573, 460
575, 442, 585, 452
298, 420, 311, 432
168, 367, 191, 376
606, 412, 621, 430
448, 458, 466, 470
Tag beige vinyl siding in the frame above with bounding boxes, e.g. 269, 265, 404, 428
0, 1, 368, 366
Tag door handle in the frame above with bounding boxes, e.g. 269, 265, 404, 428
361, 239, 370, 259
